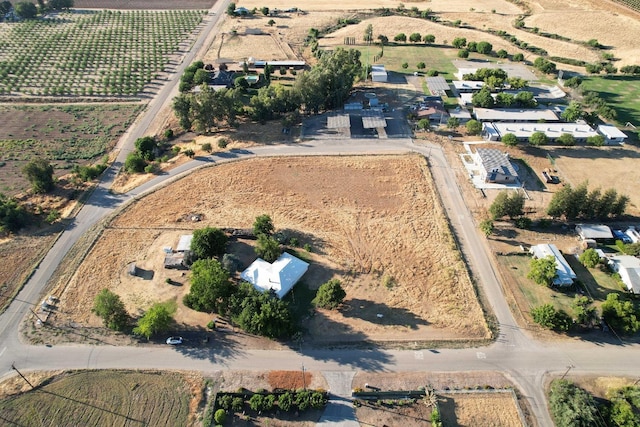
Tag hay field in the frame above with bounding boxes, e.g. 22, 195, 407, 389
55, 155, 488, 343
237, 0, 520, 13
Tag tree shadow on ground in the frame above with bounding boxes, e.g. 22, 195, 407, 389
340, 299, 429, 329
162, 324, 245, 364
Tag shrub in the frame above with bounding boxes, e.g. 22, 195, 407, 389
531, 304, 571, 331
124, 152, 146, 173
23, 158, 54, 193
457, 49, 469, 58
218, 137, 229, 148
502, 133, 518, 146
466, 119, 482, 135
201, 142, 212, 152
426, 69, 438, 76
183, 148, 195, 158
214, 409, 226, 424
394, 33, 406, 42
557, 133, 576, 146
497, 49, 508, 58
313, 279, 346, 309
512, 53, 524, 62
586, 135, 605, 146
529, 131, 548, 146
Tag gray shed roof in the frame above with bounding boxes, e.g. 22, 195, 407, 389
327, 114, 350, 129
575, 224, 613, 240
476, 148, 518, 177
426, 76, 450, 94
361, 111, 387, 128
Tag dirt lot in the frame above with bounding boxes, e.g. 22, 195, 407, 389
49, 155, 488, 346
353, 372, 526, 427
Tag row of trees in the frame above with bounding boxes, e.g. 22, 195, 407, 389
547, 182, 629, 220
472, 86, 535, 109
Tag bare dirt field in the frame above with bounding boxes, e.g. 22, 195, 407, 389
50, 155, 488, 346
353, 372, 526, 427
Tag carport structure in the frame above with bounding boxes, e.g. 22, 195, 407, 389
361, 110, 387, 138
327, 114, 351, 130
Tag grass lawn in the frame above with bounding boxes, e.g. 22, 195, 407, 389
581, 75, 640, 129
346, 44, 458, 79
0, 370, 194, 426
499, 251, 629, 319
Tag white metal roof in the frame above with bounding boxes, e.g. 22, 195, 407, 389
452, 80, 484, 90
530, 243, 577, 286
176, 235, 193, 252
609, 255, 640, 293
597, 125, 627, 139
327, 114, 350, 129
371, 64, 386, 72
575, 224, 613, 240
240, 252, 309, 299
473, 108, 559, 122
486, 122, 598, 139
361, 110, 387, 128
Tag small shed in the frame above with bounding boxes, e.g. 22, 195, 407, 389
370, 65, 387, 82
530, 244, 576, 286
176, 235, 194, 252
164, 253, 187, 270
597, 125, 627, 145
575, 224, 613, 241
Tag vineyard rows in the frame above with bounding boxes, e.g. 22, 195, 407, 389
613, 0, 640, 12
0, 9, 205, 97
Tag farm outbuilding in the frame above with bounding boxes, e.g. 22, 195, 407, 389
596, 125, 627, 145
426, 76, 449, 96
482, 122, 598, 142
370, 65, 387, 82
473, 108, 559, 123
240, 252, 309, 299
575, 224, 613, 241
608, 255, 640, 294
176, 235, 193, 252
327, 114, 351, 129
530, 244, 576, 286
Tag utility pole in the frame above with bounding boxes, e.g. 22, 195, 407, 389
561, 364, 575, 380
11, 363, 34, 389
30, 308, 44, 325
301, 363, 306, 390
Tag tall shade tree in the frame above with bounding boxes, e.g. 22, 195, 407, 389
549, 380, 599, 427
184, 258, 233, 314
133, 300, 176, 339
23, 158, 54, 193
528, 255, 557, 286
15, 1, 37, 19
255, 234, 281, 263
601, 293, 640, 335
0, 193, 26, 233
92, 289, 129, 331
489, 190, 525, 220
363, 23, 373, 43
191, 227, 228, 259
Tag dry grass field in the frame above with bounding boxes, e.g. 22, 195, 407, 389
51, 155, 488, 345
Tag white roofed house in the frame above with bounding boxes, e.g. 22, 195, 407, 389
241, 252, 309, 299
530, 244, 577, 286
474, 148, 519, 184
575, 224, 614, 241
370, 65, 387, 82
608, 255, 640, 294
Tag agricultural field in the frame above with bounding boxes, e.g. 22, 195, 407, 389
0, 103, 142, 194
0, 370, 200, 427
349, 44, 458, 78
49, 155, 489, 346
74, 0, 215, 9
0, 9, 206, 97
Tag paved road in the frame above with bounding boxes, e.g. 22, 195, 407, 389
0, 5, 638, 427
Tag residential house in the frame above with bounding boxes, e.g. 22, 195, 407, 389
597, 125, 627, 145
474, 148, 519, 184
608, 255, 640, 294
530, 243, 577, 286
240, 252, 309, 299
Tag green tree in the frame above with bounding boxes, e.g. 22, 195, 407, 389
529, 131, 548, 146
607, 387, 640, 427
134, 136, 157, 161
417, 61, 426, 69
601, 293, 640, 335
466, 119, 482, 135
124, 152, 146, 173
512, 53, 524, 62
549, 380, 599, 427
417, 118, 430, 131
313, 279, 346, 309
457, 49, 469, 58
507, 77, 527, 89
467, 41, 477, 52
579, 248, 600, 268
394, 33, 406, 42
497, 49, 508, 58
476, 41, 493, 54
471, 86, 495, 108
255, 234, 281, 263
409, 32, 422, 43
586, 135, 605, 146
377, 34, 388, 45
533, 57, 557, 74
363, 23, 373, 43
214, 409, 226, 424
452, 37, 467, 48
557, 133, 576, 146
226, 2, 236, 15
547, 185, 573, 218
561, 101, 583, 122
231, 283, 294, 338
260, 6, 269, 15
249, 394, 265, 411
528, 255, 557, 286
92, 289, 129, 331
423, 34, 435, 44
133, 300, 176, 339
0, 1, 12, 16
15, 1, 37, 18
253, 214, 275, 236
489, 190, 525, 220
172, 94, 193, 130
184, 258, 233, 314
278, 391, 293, 411
531, 304, 570, 331
0, 193, 27, 233
479, 219, 494, 237
571, 295, 596, 325
447, 117, 460, 129
268, 18, 275, 26
23, 158, 54, 193
502, 133, 518, 147
191, 227, 228, 259
514, 91, 536, 107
